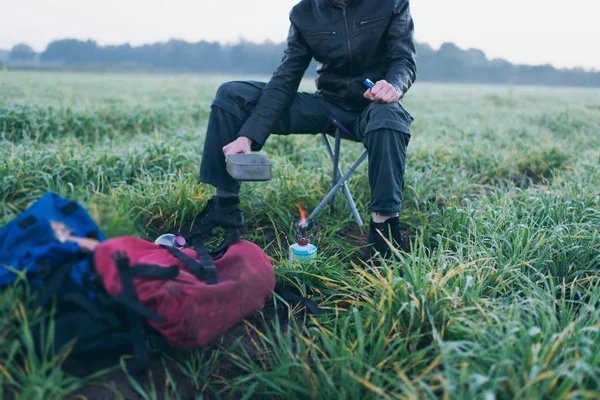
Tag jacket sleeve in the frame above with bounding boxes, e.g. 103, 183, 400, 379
384, 0, 417, 99
237, 21, 313, 150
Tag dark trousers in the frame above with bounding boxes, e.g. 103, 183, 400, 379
199, 81, 412, 215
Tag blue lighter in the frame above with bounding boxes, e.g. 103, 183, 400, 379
363, 79, 375, 89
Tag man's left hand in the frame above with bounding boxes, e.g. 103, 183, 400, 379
364, 80, 401, 103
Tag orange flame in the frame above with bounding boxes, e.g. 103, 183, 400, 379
297, 203, 307, 226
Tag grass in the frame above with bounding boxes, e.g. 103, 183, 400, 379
0, 70, 599, 399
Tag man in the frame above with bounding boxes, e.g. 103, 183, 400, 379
195, 0, 416, 257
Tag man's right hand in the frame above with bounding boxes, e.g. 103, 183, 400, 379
223, 136, 252, 155
363, 80, 401, 104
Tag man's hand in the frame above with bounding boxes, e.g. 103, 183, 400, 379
364, 80, 401, 103
223, 136, 252, 155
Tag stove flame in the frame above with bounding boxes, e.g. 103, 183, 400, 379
297, 203, 308, 228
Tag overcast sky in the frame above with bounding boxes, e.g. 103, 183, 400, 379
1, 0, 599, 70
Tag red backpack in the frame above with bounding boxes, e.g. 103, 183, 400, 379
92, 232, 275, 350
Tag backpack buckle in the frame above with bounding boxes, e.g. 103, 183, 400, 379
145, 333, 164, 354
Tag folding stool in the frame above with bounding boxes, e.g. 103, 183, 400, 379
307, 117, 368, 227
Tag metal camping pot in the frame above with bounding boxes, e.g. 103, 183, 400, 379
225, 154, 272, 181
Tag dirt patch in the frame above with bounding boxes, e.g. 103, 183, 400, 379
68, 357, 197, 400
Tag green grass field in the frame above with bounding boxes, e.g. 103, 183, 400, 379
1, 70, 599, 399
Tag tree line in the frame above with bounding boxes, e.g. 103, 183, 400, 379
3, 39, 600, 87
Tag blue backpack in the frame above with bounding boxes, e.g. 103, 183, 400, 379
0, 192, 104, 304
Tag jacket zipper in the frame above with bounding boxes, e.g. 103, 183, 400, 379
305, 31, 336, 37
343, 8, 352, 104
359, 16, 387, 26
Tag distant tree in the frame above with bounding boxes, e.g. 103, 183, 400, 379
41, 39, 99, 65
436, 42, 468, 81
9, 43, 36, 62
465, 48, 488, 66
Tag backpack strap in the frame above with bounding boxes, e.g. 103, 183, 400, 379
113, 262, 180, 319
127, 264, 180, 279
274, 285, 324, 316
33, 252, 88, 309
207, 230, 241, 260
111, 253, 179, 321
163, 245, 218, 285
17, 214, 37, 229
60, 292, 103, 319
162, 229, 242, 285
59, 201, 79, 216
190, 238, 218, 285
111, 251, 179, 372
114, 251, 149, 370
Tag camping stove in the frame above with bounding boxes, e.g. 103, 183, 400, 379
288, 205, 317, 263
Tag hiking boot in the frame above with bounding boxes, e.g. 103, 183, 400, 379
191, 196, 247, 236
368, 216, 403, 258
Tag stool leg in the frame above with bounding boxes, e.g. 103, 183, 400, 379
309, 151, 368, 225
331, 130, 341, 214
321, 134, 365, 227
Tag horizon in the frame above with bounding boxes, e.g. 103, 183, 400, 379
4, 37, 597, 73
1, 0, 599, 71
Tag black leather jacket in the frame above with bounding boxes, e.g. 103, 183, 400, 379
238, 0, 417, 147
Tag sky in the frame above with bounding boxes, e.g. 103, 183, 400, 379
1, 0, 599, 71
